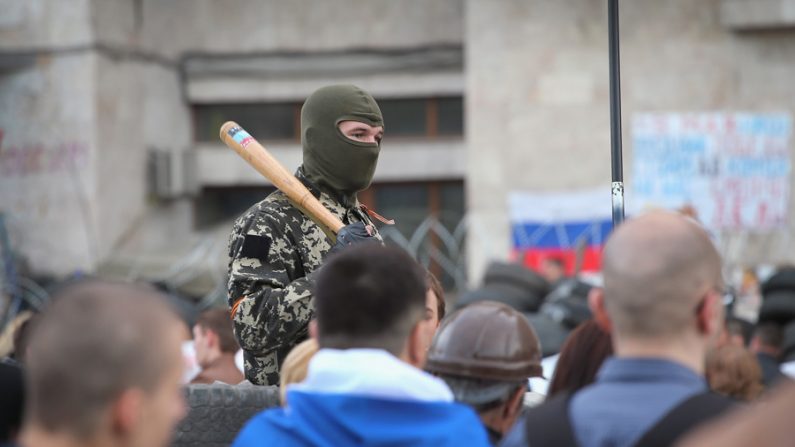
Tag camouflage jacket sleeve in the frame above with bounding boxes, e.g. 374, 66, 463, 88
227, 204, 317, 356
226, 184, 382, 385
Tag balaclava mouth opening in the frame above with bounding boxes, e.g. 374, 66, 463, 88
300, 85, 384, 204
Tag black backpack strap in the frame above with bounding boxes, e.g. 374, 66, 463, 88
523, 392, 579, 447
634, 392, 737, 447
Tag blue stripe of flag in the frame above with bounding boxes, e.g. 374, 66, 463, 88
512, 220, 613, 249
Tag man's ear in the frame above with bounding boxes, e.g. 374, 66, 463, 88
404, 322, 428, 369
588, 288, 612, 333
111, 389, 143, 436
697, 291, 724, 338
309, 320, 318, 340
206, 330, 220, 350
503, 386, 525, 420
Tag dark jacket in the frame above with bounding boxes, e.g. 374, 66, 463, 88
227, 171, 379, 385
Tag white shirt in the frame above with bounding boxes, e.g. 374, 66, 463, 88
781, 360, 795, 379
290, 348, 454, 402
528, 353, 559, 396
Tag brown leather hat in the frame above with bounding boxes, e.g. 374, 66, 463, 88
425, 301, 544, 381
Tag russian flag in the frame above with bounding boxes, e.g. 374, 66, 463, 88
509, 189, 613, 275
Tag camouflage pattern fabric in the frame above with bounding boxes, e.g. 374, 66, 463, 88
227, 173, 380, 385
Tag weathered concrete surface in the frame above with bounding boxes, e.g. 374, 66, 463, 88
466, 0, 795, 281
0, 0, 464, 277
0, 0, 92, 49
0, 54, 97, 274
4, 0, 795, 283
137, 0, 463, 58
721, 0, 795, 30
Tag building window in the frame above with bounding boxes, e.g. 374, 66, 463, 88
193, 103, 299, 143
192, 96, 463, 143
194, 186, 276, 229
378, 99, 429, 136
437, 97, 464, 136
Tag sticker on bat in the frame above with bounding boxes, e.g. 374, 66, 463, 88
229, 127, 255, 148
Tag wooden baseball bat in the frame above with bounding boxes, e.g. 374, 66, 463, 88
219, 121, 345, 237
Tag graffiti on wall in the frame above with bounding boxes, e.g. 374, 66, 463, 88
0, 127, 92, 231
0, 127, 96, 273
0, 129, 89, 177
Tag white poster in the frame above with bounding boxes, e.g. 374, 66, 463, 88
632, 113, 791, 230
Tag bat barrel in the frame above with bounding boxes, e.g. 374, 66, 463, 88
218, 121, 346, 236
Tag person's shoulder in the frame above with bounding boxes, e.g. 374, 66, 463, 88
250, 190, 299, 217
515, 392, 580, 447
348, 398, 491, 447
232, 191, 303, 230
188, 371, 212, 385
451, 407, 492, 446
261, 189, 297, 210
501, 417, 529, 447
416, 401, 492, 446
232, 407, 290, 447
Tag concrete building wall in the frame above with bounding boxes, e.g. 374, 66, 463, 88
93, 56, 147, 261
137, 0, 463, 58
5, 0, 795, 282
0, 53, 98, 274
466, 0, 795, 281
0, 0, 194, 276
466, 0, 611, 280
0, 0, 92, 48
170, 0, 467, 188
1, 0, 465, 277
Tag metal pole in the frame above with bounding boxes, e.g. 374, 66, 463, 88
608, 0, 625, 226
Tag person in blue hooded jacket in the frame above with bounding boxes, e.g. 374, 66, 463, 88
233, 244, 490, 447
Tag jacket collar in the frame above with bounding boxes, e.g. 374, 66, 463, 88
296, 166, 359, 209
290, 348, 454, 403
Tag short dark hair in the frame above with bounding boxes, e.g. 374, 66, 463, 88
195, 308, 240, 354
754, 323, 783, 348
426, 270, 446, 320
314, 244, 426, 355
26, 280, 182, 438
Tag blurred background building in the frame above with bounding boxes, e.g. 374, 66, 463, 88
1, 0, 795, 316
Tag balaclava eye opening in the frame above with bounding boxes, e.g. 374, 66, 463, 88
300, 85, 384, 204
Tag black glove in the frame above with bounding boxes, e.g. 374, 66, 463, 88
328, 222, 378, 257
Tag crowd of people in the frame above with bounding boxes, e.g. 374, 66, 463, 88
2, 84, 795, 447
1, 211, 794, 447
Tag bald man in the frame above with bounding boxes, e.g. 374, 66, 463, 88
21, 281, 187, 447
503, 212, 736, 447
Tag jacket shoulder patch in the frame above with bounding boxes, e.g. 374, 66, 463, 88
240, 234, 272, 260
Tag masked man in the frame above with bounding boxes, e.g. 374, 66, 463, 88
227, 85, 384, 385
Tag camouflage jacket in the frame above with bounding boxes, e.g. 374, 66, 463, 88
227, 172, 381, 385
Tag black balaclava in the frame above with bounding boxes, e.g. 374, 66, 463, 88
301, 85, 383, 205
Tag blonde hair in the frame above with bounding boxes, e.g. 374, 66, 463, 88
279, 338, 319, 405
0, 311, 33, 358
